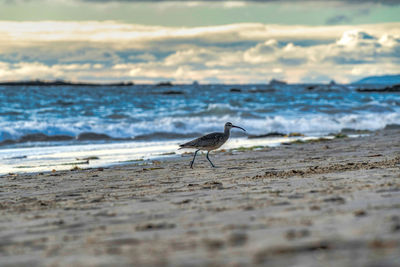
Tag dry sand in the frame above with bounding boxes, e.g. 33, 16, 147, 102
1, 129, 400, 266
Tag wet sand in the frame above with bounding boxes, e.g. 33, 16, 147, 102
1, 129, 400, 266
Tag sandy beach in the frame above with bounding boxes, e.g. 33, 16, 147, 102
1, 128, 399, 266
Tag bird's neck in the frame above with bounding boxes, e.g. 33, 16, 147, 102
224, 127, 230, 136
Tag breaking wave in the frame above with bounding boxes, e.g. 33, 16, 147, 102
1, 83, 400, 147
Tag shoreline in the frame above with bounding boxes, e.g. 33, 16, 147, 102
1, 132, 359, 176
0, 128, 399, 266
0, 133, 334, 176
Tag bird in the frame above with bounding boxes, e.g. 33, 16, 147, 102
179, 122, 246, 168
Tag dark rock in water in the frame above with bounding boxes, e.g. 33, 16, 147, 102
156, 81, 173, 87
356, 84, 400, 92
307, 85, 317, 90
161, 90, 184, 95
230, 88, 242, 92
19, 133, 50, 142
19, 133, 74, 142
77, 132, 111, 141
0, 133, 74, 146
384, 124, 400, 130
107, 113, 130, 119
47, 135, 74, 141
248, 132, 286, 139
55, 100, 75, 106
0, 139, 17, 146
269, 79, 287, 85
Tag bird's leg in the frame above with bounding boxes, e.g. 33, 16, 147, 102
206, 151, 216, 168
190, 149, 200, 168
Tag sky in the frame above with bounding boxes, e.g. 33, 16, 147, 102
0, 0, 399, 84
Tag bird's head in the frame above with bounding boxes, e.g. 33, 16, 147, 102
225, 122, 246, 132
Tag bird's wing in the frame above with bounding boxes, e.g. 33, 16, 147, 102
180, 132, 224, 148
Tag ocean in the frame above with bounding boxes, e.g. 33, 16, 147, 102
1, 83, 399, 174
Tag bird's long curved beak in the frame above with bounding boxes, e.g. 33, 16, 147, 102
232, 125, 246, 132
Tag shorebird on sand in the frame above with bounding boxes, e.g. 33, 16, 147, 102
179, 122, 246, 168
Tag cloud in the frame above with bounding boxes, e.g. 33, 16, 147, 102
0, 21, 399, 83
321, 30, 400, 66
336, 30, 377, 45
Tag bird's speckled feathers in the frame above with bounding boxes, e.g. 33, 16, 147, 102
179, 132, 228, 151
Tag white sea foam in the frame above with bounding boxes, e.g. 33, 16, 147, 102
1, 111, 400, 142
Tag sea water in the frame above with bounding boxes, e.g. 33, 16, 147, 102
1, 83, 399, 174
